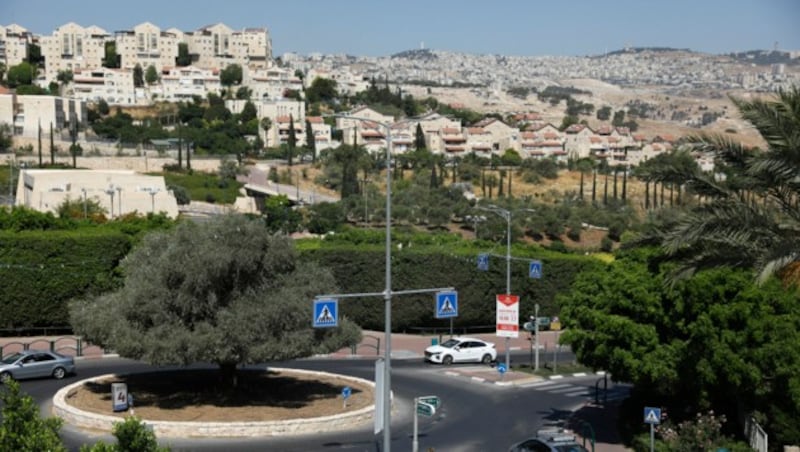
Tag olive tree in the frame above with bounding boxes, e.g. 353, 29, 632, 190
69, 214, 361, 387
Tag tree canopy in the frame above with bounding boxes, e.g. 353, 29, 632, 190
69, 214, 361, 387
559, 247, 800, 445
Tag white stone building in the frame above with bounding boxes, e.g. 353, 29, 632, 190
0, 24, 33, 69
39, 23, 110, 82
114, 22, 181, 73
15, 169, 179, 218
71, 67, 136, 105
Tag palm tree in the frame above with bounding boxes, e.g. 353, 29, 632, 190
651, 87, 800, 285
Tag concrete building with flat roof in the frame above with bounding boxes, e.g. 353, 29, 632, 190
15, 169, 179, 218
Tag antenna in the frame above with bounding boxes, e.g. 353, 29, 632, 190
421, 41, 425, 50
774, 41, 779, 51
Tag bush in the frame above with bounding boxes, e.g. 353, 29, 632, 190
0, 380, 66, 452
600, 236, 613, 252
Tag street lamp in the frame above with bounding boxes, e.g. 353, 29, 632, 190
105, 186, 116, 219
333, 114, 394, 451
478, 205, 513, 371
116, 186, 123, 217
476, 204, 535, 372
144, 187, 160, 214
81, 188, 87, 219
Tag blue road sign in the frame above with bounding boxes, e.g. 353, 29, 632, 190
342, 386, 352, 399
644, 407, 661, 425
529, 260, 543, 279
435, 291, 458, 319
313, 298, 338, 328
477, 253, 489, 271
497, 363, 507, 374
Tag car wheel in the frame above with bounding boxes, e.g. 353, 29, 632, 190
481, 354, 493, 365
52, 367, 66, 380
442, 355, 454, 365
0, 372, 12, 383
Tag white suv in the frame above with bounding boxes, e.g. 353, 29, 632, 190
424, 337, 496, 365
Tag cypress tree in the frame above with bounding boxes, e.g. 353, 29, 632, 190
287, 114, 296, 166
49, 122, 55, 165
37, 121, 43, 167
305, 119, 316, 163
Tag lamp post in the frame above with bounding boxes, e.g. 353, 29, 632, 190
105, 186, 115, 219
333, 114, 394, 451
477, 205, 536, 372
478, 205, 512, 370
81, 188, 87, 219
116, 186, 123, 217
145, 187, 160, 213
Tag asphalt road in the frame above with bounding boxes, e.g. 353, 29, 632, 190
21, 355, 625, 452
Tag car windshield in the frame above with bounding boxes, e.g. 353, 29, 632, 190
1, 353, 24, 364
440, 339, 461, 348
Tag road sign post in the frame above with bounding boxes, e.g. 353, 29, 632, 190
413, 396, 440, 452
341, 386, 351, 409
644, 406, 662, 452
496, 294, 520, 371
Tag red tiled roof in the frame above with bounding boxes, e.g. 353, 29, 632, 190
306, 116, 324, 124
441, 127, 461, 135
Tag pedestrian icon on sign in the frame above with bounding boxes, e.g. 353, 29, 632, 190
529, 260, 542, 279
313, 299, 338, 328
435, 291, 458, 319
477, 253, 489, 271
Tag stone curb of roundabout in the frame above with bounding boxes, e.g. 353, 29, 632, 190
53, 367, 378, 438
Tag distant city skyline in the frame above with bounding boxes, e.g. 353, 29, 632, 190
2, 0, 799, 57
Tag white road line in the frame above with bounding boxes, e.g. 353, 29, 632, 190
540, 383, 572, 391
550, 386, 585, 394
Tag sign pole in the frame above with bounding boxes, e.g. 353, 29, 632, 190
650, 423, 654, 452
449, 317, 453, 338
534, 303, 540, 371
412, 397, 419, 452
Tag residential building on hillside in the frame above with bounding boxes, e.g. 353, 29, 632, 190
185, 23, 272, 70
153, 66, 222, 102
338, 106, 395, 147
15, 169, 179, 218
245, 66, 303, 100
1, 92, 86, 137
114, 22, 181, 73
473, 118, 521, 152
226, 98, 305, 148
39, 22, 110, 82
0, 24, 33, 68
71, 67, 136, 105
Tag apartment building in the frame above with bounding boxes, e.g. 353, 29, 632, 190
2, 93, 85, 137
114, 22, 181, 72
153, 66, 222, 102
185, 23, 272, 71
40, 23, 110, 82
245, 66, 303, 101
71, 67, 136, 105
338, 106, 395, 148
0, 24, 33, 69
472, 118, 521, 153
226, 98, 305, 148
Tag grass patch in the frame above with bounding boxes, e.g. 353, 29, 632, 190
512, 361, 596, 377
162, 171, 243, 204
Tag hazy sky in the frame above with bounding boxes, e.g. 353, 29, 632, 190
2, 0, 799, 57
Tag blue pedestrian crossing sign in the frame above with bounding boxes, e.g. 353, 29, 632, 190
497, 363, 507, 374
644, 407, 661, 425
477, 253, 489, 271
529, 260, 543, 279
313, 298, 338, 328
435, 291, 458, 319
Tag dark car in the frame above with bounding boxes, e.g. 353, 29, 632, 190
508, 428, 589, 452
0, 350, 76, 382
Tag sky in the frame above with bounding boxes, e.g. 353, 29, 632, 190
2, 0, 799, 57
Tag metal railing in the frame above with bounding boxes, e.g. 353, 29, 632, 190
0, 336, 104, 359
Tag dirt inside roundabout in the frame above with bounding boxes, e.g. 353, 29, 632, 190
63, 369, 374, 422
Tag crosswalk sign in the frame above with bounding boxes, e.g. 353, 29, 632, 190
644, 407, 661, 425
529, 260, 542, 279
477, 253, 489, 271
435, 291, 458, 319
313, 298, 338, 328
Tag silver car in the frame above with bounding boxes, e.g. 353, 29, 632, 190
0, 350, 76, 381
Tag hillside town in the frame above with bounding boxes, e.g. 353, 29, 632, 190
1, 20, 799, 217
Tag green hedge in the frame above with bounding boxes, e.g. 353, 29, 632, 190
0, 229, 131, 328
297, 234, 604, 331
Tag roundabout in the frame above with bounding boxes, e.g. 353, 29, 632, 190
53, 367, 378, 438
